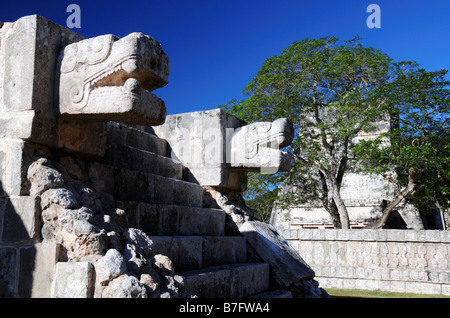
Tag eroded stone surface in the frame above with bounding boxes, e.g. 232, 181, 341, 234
239, 220, 328, 297
27, 154, 192, 298
229, 118, 294, 173
58, 32, 169, 125
153, 109, 294, 191
0, 15, 325, 299
0, 15, 83, 146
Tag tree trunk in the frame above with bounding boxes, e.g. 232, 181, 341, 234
322, 199, 342, 228
331, 190, 350, 229
329, 174, 350, 229
319, 170, 342, 228
365, 168, 416, 229
328, 204, 343, 229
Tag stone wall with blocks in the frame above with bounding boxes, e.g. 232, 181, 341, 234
0, 15, 321, 298
282, 229, 450, 295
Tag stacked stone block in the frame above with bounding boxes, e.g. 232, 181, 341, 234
99, 122, 271, 297
0, 23, 272, 294
0, 15, 82, 297
0, 14, 323, 298
0, 195, 55, 297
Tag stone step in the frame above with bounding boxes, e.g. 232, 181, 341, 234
150, 236, 247, 271
180, 263, 270, 298
116, 201, 226, 237
107, 122, 168, 157
88, 162, 204, 207
104, 143, 184, 180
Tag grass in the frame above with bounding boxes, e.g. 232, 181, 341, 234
326, 288, 450, 298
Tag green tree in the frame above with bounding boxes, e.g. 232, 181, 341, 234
354, 63, 450, 228
245, 175, 279, 223
221, 36, 449, 229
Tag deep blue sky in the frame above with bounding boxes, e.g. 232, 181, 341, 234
2, 0, 450, 115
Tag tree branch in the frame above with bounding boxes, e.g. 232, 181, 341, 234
365, 168, 416, 229
314, 105, 334, 154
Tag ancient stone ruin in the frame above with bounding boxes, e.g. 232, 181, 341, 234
0, 15, 327, 298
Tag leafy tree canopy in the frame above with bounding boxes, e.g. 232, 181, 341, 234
221, 36, 450, 228
354, 64, 450, 227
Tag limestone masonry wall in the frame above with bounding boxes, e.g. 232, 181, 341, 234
282, 229, 450, 295
0, 15, 323, 298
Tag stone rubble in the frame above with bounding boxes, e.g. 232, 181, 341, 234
30, 154, 193, 298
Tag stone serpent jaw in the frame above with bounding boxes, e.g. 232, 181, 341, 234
229, 118, 294, 173
58, 32, 169, 125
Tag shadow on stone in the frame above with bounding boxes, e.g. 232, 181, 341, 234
239, 220, 329, 297
0, 180, 37, 297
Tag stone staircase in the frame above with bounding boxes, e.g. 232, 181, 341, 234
0, 14, 320, 298
94, 121, 274, 298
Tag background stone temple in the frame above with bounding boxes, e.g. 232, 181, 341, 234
0, 15, 327, 298
271, 118, 448, 231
